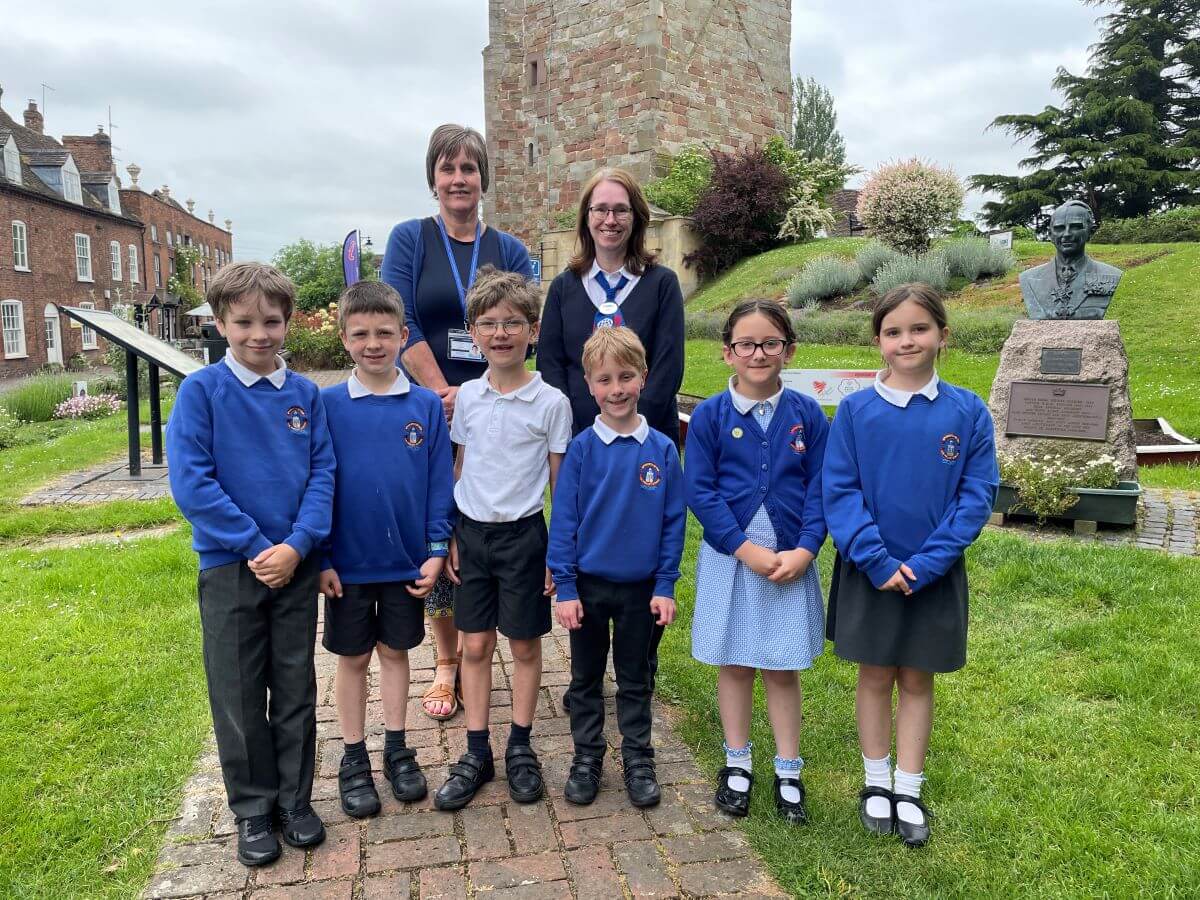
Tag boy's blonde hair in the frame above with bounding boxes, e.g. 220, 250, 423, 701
582, 326, 647, 376
207, 262, 295, 321
465, 264, 541, 325
337, 281, 405, 332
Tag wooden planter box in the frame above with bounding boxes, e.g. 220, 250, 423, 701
994, 481, 1142, 527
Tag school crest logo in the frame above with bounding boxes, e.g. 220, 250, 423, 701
404, 421, 424, 448
939, 433, 961, 462
285, 406, 308, 432
788, 423, 807, 453
638, 461, 662, 489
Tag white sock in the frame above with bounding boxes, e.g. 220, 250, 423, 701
774, 756, 803, 803
724, 741, 751, 792
862, 753, 892, 819
893, 767, 926, 825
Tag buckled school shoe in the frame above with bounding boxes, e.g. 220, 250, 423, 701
773, 774, 809, 825
384, 747, 428, 802
338, 757, 381, 818
858, 786, 895, 835
236, 814, 280, 867
623, 756, 661, 808
564, 754, 604, 805
277, 803, 326, 848
893, 794, 932, 848
505, 745, 545, 803
433, 752, 495, 811
714, 766, 753, 817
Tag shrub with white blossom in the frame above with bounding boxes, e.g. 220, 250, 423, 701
857, 159, 964, 255
53, 393, 122, 421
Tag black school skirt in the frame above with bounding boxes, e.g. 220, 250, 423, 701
826, 553, 969, 673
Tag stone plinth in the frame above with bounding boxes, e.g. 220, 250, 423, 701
988, 319, 1138, 480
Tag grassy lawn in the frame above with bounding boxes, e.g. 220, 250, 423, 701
659, 521, 1200, 898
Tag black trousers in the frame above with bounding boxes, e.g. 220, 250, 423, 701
567, 574, 663, 761
197, 556, 319, 819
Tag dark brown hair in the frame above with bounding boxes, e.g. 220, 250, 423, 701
207, 262, 295, 321
567, 167, 656, 277
465, 264, 541, 325
425, 124, 490, 195
871, 283, 948, 337
337, 281, 405, 332
721, 299, 797, 346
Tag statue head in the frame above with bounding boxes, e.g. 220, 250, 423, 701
1048, 200, 1096, 263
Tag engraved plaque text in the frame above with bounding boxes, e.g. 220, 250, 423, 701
1005, 381, 1110, 441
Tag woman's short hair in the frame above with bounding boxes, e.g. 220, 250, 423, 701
425, 124, 490, 194
568, 167, 657, 277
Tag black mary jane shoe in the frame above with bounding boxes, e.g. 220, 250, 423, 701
236, 814, 280, 867
338, 756, 381, 818
858, 785, 895, 836
623, 756, 661, 808
434, 751, 496, 811
564, 754, 604, 805
773, 774, 809, 825
714, 766, 753, 817
277, 803, 326, 849
505, 744, 545, 803
383, 747, 428, 803
893, 794, 932, 848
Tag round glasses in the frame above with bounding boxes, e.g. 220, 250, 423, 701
728, 339, 788, 358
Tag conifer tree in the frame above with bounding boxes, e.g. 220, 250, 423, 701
792, 76, 848, 169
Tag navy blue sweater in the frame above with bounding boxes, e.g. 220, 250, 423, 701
685, 389, 829, 557
166, 363, 335, 570
548, 426, 686, 600
822, 382, 999, 590
320, 382, 455, 584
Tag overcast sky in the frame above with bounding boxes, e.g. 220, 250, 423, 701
4, 0, 1105, 260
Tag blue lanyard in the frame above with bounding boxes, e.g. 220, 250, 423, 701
436, 216, 481, 320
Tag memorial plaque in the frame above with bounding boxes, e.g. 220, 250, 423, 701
1005, 381, 1110, 441
1040, 347, 1083, 375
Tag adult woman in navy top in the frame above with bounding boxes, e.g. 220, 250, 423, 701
381, 123, 532, 721
538, 167, 685, 446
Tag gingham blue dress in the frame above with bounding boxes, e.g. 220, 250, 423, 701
691, 399, 825, 670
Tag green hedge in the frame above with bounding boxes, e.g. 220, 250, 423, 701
1092, 207, 1200, 244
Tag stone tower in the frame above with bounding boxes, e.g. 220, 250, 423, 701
482, 0, 792, 242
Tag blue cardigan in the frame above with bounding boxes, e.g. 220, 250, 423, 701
685, 389, 829, 557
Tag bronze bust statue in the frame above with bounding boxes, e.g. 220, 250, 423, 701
1018, 200, 1123, 320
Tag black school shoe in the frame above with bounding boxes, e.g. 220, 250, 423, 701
623, 756, 661, 808
433, 751, 495, 811
236, 814, 280, 867
714, 766, 753, 817
773, 774, 809, 825
564, 754, 604, 805
505, 745, 545, 803
893, 794, 932, 848
383, 747, 428, 803
858, 786, 895, 836
338, 757, 381, 819
278, 803, 326, 848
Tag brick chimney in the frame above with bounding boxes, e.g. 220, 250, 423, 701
62, 128, 114, 174
23, 100, 43, 134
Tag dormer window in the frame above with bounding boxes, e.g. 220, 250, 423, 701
107, 179, 121, 215
2, 137, 19, 186
62, 156, 82, 204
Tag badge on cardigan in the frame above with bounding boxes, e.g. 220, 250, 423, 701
788, 423, 806, 453
731, 427, 744, 438
286, 406, 308, 432
639, 461, 662, 488
939, 433, 961, 462
404, 421, 425, 448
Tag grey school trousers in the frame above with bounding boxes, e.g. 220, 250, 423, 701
197, 556, 319, 820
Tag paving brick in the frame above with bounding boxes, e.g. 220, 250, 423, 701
366, 809, 454, 844
307, 822, 360, 881
364, 835, 460, 873
254, 843, 307, 886
559, 811, 651, 848
677, 859, 777, 896
614, 840, 679, 898
550, 788, 629, 822
462, 804, 511, 859
251, 881, 353, 900
488, 882, 573, 898
361, 871, 412, 899
418, 865, 469, 899
509, 799, 558, 854
164, 793, 216, 843
661, 830, 748, 864
643, 792, 696, 836
469, 852, 567, 890
567, 845, 624, 900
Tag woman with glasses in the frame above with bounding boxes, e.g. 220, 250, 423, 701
381, 123, 534, 722
538, 168, 685, 446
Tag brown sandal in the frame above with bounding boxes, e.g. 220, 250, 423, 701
421, 656, 460, 721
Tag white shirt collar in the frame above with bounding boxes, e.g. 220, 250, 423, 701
874, 369, 940, 408
584, 260, 639, 311
347, 367, 410, 399
224, 352, 287, 389
481, 370, 546, 402
728, 375, 784, 415
589, 260, 633, 284
592, 414, 650, 445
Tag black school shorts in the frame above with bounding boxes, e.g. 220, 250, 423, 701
322, 581, 425, 656
453, 513, 551, 640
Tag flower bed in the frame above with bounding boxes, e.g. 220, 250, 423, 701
284, 304, 350, 370
53, 394, 122, 421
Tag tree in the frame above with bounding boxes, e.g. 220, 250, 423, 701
644, 146, 714, 216
791, 76, 848, 169
273, 239, 378, 311
971, 0, 1200, 228
857, 159, 964, 256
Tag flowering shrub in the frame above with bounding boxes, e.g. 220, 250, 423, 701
857, 159, 964, 255
284, 303, 351, 370
0, 406, 20, 448
53, 393, 121, 420
999, 444, 1120, 522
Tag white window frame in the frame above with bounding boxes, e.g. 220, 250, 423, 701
62, 156, 82, 204
110, 240, 122, 281
166, 229, 173, 247
3, 137, 20, 186
153, 254, 162, 287
75, 233, 93, 282
151, 224, 158, 242
12, 221, 29, 271
1, 299, 26, 358
79, 300, 98, 350
128, 244, 139, 283
107, 180, 121, 214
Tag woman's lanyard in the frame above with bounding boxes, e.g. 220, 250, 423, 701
436, 216, 481, 324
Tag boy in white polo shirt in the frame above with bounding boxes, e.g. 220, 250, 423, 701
434, 266, 573, 811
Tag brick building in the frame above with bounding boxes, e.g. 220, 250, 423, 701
482, 0, 792, 241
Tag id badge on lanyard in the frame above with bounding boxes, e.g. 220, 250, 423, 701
593, 301, 623, 332
437, 216, 484, 362
448, 328, 484, 362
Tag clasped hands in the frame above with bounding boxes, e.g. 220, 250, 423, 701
734, 541, 814, 583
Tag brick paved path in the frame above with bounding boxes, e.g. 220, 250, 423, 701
143, 618, 785, 899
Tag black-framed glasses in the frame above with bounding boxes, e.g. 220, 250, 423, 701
728, 339, 788, 358
472, 319, 528, 336
587, 205, 633, 221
